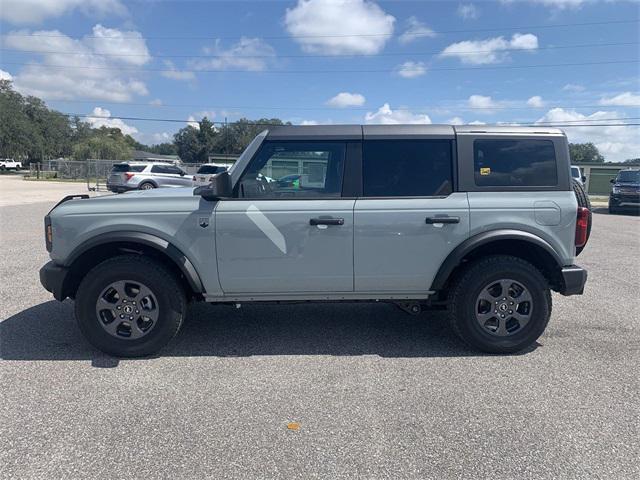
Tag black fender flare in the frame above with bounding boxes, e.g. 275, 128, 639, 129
431, 229, 563, 291
65, 231, 204, 293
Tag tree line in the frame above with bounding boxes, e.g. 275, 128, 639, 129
1, 79, 633, 165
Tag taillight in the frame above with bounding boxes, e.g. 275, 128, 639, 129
44, 216, 52, 252
575, 207, 589, 248
124, 172, 135, 181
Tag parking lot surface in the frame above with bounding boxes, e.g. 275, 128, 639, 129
1, 177, 638, 479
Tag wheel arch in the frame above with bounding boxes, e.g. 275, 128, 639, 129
61, 232, 204, 300
432, 230, 565, 293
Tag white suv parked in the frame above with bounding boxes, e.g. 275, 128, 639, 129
107, 162, 191, 192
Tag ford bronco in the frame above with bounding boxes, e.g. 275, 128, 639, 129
40, 125, 589, 357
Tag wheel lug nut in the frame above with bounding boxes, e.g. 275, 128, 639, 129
119, 314, 124, 319
501, 314, 505, 318
129, 316, 133, 320
116, 306, 121, 310
509, 310, 513, 314
135, 310, 139, 314
510, 301, 514, 305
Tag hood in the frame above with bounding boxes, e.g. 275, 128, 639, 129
51, 187, 204, 216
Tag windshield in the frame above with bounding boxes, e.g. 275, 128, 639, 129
197, 165, 226, 174
111, 164, 145, 173
616, 170, 640, 182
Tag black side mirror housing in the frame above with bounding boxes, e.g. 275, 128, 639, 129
194, 171, 232, 201
610, 178, 616, 184
582, 175, 586, 183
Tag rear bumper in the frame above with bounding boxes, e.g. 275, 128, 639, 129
39, 261, 69, 301
559, 265, 587, 296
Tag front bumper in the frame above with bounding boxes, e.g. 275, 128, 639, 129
609, 192, 640, 208
39, 261, 69, 301
559, 265, 587, 296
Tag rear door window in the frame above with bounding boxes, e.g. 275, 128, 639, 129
362, 140, 453, 197
474, 139, 558, 187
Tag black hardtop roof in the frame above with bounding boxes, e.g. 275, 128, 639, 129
264, 124, 564, 140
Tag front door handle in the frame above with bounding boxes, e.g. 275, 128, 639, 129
310, 217, 344, 226
425, 216, 460, 224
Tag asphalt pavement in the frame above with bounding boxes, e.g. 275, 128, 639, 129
1, 179, 638, 479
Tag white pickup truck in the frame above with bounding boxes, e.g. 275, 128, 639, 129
0, 159, 22, 171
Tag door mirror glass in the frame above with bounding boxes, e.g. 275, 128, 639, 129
195, 171, 232, 200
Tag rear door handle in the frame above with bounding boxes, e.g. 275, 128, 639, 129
425, 216, 460, 224
310, 217, 344, 226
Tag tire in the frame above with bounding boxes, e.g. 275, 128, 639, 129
447, 255, 552, 354
608, 205, 617, 215
75, 255, 186, 357
139, 182, 156, 190
572, 179, 592, 255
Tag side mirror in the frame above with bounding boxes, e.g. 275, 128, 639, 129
582, 175, 586, 183
610, 178, 615, 184
180, 171, 185, 176
194, 171, 232, 201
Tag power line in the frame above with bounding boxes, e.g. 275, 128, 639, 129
2, 59, 637, 74
39, 98, 640, 112
65, 112, 640, 128
3, 19, 638, 41
2, 41, 637, 59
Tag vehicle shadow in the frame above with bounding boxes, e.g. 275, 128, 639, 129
1, 300, 537, 364
592, 206, 639, 216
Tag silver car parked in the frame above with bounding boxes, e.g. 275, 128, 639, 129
107, 162, 191, 193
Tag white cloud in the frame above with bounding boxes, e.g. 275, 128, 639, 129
150, 99, 163, 106
326, 92, 366, 107
0, 69, 13, 81
469, 120, 487, 125
86, 107, 138, 136
187, 111, 217, 129
364, 103, 432, 124
527, 95, 545, 107
398, 16, 435, 44
599, 92, 640, 107
563, 83, 586, 92
0, 0, 127, 25
396, 61, 427, 78
537, 108, 640, 162
3, 25, 150, 102
440, 33, 538, 65
300, 120, 319, 125
152, 132, 172, 143
161, 60, 195, 81
448, 116, 465, 125
457, 4, 479, 20
468, 94, 496, 109
529, 0, 586, 9
191, 37, 275, 71
284, 0, 395, 55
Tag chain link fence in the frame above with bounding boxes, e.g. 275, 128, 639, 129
25, 158, 237, 191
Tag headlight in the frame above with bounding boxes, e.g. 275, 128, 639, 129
612, 186, 620, 194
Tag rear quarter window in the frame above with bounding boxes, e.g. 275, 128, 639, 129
111, 164, 146, 173
474, 139, 558, 187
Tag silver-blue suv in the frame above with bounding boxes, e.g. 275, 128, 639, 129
40, 125, 590, 357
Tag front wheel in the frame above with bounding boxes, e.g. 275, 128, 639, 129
447, 255, 552, 354
139, 182, 156, 190
75, 255, 186, 357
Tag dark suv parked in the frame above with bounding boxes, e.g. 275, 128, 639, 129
609, 169, 640, 214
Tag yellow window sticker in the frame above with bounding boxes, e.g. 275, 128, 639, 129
480, 167, 491, 176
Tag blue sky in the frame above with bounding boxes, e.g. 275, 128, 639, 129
0, 0, 639, 161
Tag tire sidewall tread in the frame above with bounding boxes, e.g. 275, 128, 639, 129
447, 255, 552, 354
75, 254, 186, 357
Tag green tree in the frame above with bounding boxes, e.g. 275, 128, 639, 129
174, 125, 202, 163
72, 127, 132, 161
622, 158, 640, 165
569, 143, 605, 163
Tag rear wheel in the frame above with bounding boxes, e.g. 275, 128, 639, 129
139, 182, 155, 190
447, 255, 552, 354
75, 255, 186, 357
